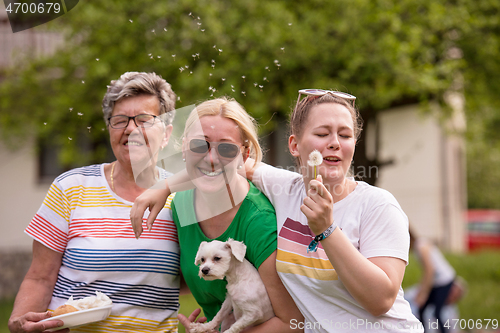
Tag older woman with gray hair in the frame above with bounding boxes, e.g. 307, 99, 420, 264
8, 72, 180, 333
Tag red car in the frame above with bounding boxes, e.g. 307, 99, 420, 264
467, 209, 500, 251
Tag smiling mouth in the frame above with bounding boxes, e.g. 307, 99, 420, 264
125, 141, 144, 146
324, 156, 341, 162
199, 168, 223, 177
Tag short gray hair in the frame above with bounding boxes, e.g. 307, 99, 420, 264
102, 72, 176, 126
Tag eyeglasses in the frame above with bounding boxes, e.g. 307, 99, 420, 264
108, 114, 159, 129
189, 139, 241, 159
296, 89, 356, 109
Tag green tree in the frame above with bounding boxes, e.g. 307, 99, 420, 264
1, 0, 499, 192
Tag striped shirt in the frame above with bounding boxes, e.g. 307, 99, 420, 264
252, 165, 423, 333
26, 164, 180, 333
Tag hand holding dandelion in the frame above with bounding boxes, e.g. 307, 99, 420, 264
307, 150, 323, 179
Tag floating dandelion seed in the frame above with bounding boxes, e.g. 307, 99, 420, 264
96, 58, 99, 61
209, 73, 213, 76
231, 85, 234, 88
213, 45, 216, 49
189, 71, 193, 75
241, 91, 246, 96
129, 19, 133, 23
179, 67, 185, 72
157, 56, 161, 58
177, 97, 181, 101
172, 54, 176, 61
164, 28, 167, 31
185, 65, 189, 68
274, 59, 279, 64
276, 64, 281, 69
189, 12, 193, 16
211, 59, 215, 63
44, 122, 47, 125
197, 16, 200, 20
82, 80, 85, 84
307, 150, 323, 178
69, 107, 73, 111
196, 53, 200, 58
288, 22, 292, 26
232, 89, 235, 92
87, 126, 91, 132
265, 66, 270, 71
209, 86, 213, 91
242, 75, 246, 80
254, 83, 258, 87
197, 22, 202, 26
281, 47, 285, 52
77, 112, 83, 116
218, 49, 223, 54
68, 137, 72, 141
201, 29, 205, 32
263, 77, 268, 81
149, 53, 152, 56
211, 64, 215, 68
151, 29, 155, 33
222, 78, 226, 82
192, 54, 196, 59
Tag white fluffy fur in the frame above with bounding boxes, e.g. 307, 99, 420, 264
190, 239, 274, 333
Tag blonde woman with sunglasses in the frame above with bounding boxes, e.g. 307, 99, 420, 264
131, 91, 421, 332
133, 97, 303, 332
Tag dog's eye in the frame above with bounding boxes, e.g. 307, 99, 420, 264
201, 258, 205, 263
214, 256, 221, 261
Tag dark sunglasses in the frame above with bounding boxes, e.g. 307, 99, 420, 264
189, 139, 241, 159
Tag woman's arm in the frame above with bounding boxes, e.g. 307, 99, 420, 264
244, 251, 304, 333
130, 169, 194, 238
8, 241, 68, 333
302, 177, 406, 317
414, 242, 434, 307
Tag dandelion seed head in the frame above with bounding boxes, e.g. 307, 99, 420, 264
307, 150, 323, 167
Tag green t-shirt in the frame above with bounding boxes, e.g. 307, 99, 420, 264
172, 181, 277, 321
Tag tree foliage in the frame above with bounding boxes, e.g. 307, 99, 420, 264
0, 0, 499, 194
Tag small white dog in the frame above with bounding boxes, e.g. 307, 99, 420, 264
190, 239, 274, 333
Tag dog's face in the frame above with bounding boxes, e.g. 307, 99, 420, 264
194, 239, 246, 281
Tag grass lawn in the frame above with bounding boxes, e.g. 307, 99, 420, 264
1, 250, 499, 332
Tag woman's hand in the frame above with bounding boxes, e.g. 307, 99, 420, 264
178, 309, 218, 333
8, 312, 69, 333
301, 175, 334, 235
130, 186, 169, 238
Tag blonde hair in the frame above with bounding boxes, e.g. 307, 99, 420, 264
183, 97, 262, 166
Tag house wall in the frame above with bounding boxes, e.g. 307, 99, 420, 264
0, 141, 50, 251
376, 105, 466, 252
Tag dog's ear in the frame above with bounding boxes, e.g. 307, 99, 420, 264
225, 238, 247, 262
195, 241, 207, 266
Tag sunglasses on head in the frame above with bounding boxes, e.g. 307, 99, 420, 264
296, 89, 356, 109
189, 139, 241, 159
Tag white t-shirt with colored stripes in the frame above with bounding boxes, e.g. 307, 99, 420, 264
252, 165, 423, 333
26, 164, 180, 333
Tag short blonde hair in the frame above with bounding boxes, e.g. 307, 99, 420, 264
183, 97, 262, 166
